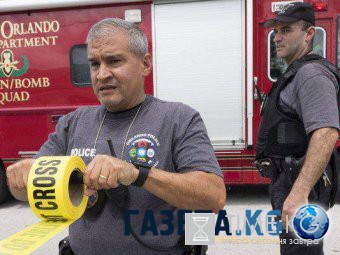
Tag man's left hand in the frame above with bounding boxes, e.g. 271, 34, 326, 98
83, 155, 139, 196
281, 192, 308, 230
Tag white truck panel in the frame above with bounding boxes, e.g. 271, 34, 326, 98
153, 0, 245, 149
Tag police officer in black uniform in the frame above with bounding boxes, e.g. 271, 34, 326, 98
255, 2, 339, 255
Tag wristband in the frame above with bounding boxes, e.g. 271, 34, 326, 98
132, 163, 150, 187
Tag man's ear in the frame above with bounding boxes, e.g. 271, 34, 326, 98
141, 53, 152, 77
305, 26, 315, 44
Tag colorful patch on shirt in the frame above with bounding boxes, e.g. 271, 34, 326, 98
126, 134, 160, 167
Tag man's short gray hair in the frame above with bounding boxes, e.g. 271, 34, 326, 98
86, 18, 148, 57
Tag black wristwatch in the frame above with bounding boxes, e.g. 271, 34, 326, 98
131, 162, 151, 187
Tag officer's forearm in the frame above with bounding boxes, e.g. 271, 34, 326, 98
142, 168, 226, 213
290, 127, 338, 197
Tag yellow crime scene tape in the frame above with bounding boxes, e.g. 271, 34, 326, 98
0, 156, 88, 255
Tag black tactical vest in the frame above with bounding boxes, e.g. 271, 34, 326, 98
256, 54, 340, 160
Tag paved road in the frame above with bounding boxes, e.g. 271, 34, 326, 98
0, 185, 339, 255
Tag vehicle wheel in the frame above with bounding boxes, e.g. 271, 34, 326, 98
0, 163, 10, 204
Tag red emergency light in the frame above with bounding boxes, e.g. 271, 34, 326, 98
309, 0, 328, 11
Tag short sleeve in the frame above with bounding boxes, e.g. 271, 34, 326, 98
296, 73, 339, 135
172, 105, 223, 178
35, 113, 74, 158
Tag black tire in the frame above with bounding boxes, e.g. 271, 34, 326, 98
0, 162, 10, 204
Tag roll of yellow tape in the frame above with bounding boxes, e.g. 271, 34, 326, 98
0, 156, 88, 255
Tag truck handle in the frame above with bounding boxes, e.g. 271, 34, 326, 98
253, 77, 266, 104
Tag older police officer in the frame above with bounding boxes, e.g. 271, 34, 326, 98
6, 18, 226, 255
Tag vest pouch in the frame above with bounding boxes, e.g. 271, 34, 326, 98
277, 122, 306, 145
266, 121, 307, 158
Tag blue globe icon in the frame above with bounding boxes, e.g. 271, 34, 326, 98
292, 204, 329, 240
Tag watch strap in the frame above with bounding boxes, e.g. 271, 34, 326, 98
132, 164, 150, 187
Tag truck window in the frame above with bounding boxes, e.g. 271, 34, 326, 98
70, 44, 92, 86
268, 27, 326, 81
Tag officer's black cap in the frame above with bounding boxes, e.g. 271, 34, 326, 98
264, 2, 315, 28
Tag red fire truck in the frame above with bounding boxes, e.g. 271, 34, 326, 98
0, 0, 339, 203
